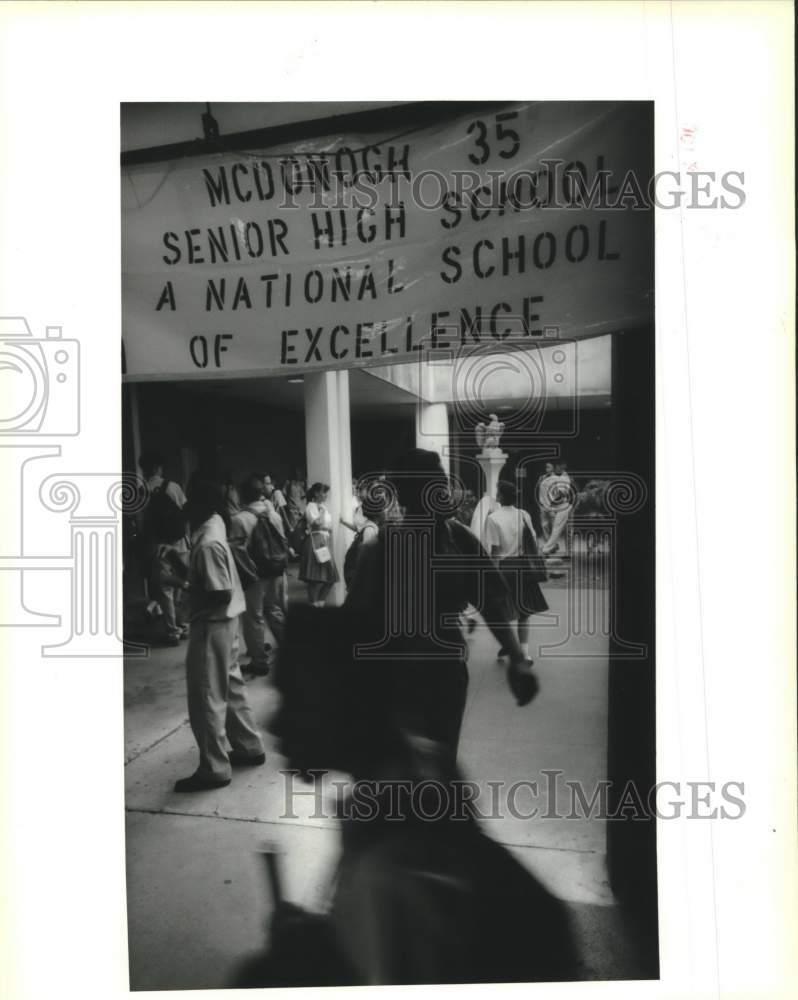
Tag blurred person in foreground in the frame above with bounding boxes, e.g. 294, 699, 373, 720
234, 603, 577, 987
344, 449, 538, 759
174, 479, 265, 792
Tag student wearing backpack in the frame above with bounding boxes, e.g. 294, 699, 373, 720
175, 478, 265, 793
229, 475, 290, 676
139, 451, 189, 646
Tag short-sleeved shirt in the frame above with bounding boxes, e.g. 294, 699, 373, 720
188, 513, 245, 621
146, 474, 186, 509
484, 506, 536, 560
306, 501, 332, 531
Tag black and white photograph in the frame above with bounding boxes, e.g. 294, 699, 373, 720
0, 4, 795, 1000
121, 98, 656, 989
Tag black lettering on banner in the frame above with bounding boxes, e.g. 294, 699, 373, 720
311, 211, 335, 249
440, 245, 462, 284
155, 281, 176, 311
431, 312, 452, 348
260, 273, 278, 308
190, 335, 209, 368
466, 119, 490, 165
208, 228, 229, 264
358, 269, 377, 301
387, 258, 404, 294
203, 167, 230, 207
231, 163, 252, 202
523, 295, 544, 336
214, 334, 233, 366
405, 317, 423, 353
379, 322, 397, 355
162, 231, 180, 265
304, 327, 324, 362
565, 224, 589, 263
232, 278, 252, 309
440, 190, 463, 230
245, 222, 264, 258
502, 235, 525, 275
598, 220, 620, 260
460, 305, 483, 342
466, 111, 521, 165
562, 161, 587, 206
385, 203, 406, 240
304, 271, 324, 304
386, 144, 411, 180
490, 302, 512, 338
533, 232, 556, 269
357, 208, 377, 243
495, 112, 521, 159
281, 330, 298, 364
332, 268, 351, 302
473, 239, 495, 279
186, 229, 205, 264
206, 279, 225, 311
331, 325, 350, 360
254, 161, 275, 201
470, 184, 491, 222
268, 219, 290, 256
356, 323, 373, 359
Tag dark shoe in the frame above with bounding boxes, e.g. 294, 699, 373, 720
173, 772, 231, 793
164, 634, 181, 647
229, 749, 266, 767
497, 646, 508, 660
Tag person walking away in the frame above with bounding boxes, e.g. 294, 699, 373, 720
175, 479, 265, 793
344, 449, 538, 759
541, 462, 575, 556
535, 462, 556, 543
139, 451, 189, 645
229, 476, 281, 675
484, 480, 549, 661
260, 476, 290, 638
299, 482, 340, 607
233, 605, 576, 987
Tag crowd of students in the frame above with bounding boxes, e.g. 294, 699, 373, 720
132, 448, 583, 983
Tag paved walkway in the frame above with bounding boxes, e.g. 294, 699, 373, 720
124, 573, 646, 989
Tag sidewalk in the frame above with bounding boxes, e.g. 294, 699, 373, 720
124, 574, 647, 989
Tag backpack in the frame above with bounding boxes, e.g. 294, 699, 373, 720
249, 511, 289, 578
143, 481, 186, 544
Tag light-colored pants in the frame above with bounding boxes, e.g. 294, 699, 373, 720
242, 573, 287, 668
539, 508, 555, 542
186, 618, 264, 780
544, 505, 572, 554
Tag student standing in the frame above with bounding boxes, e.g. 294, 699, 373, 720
174, 479, 265, 793
299, 482, 339, 606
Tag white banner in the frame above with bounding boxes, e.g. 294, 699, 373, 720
122, 102, 653, 380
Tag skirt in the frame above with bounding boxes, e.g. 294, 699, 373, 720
498, 557, 549, 619
299, 529, 340, 585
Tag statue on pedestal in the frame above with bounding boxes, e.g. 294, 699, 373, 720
475, 414, 505, 455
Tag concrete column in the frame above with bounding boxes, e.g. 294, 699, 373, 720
304, 370, 351, 606
415, 402, 450, 475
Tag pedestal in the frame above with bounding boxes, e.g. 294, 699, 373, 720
476, 449, 509, 504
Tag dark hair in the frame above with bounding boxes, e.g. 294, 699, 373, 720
389, 448, 453, 518
497, 480, 517, 506
185, 478, 230, 530
139, 451, 164, 478
307, 482, 330, 502
240, 475, 264, 505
